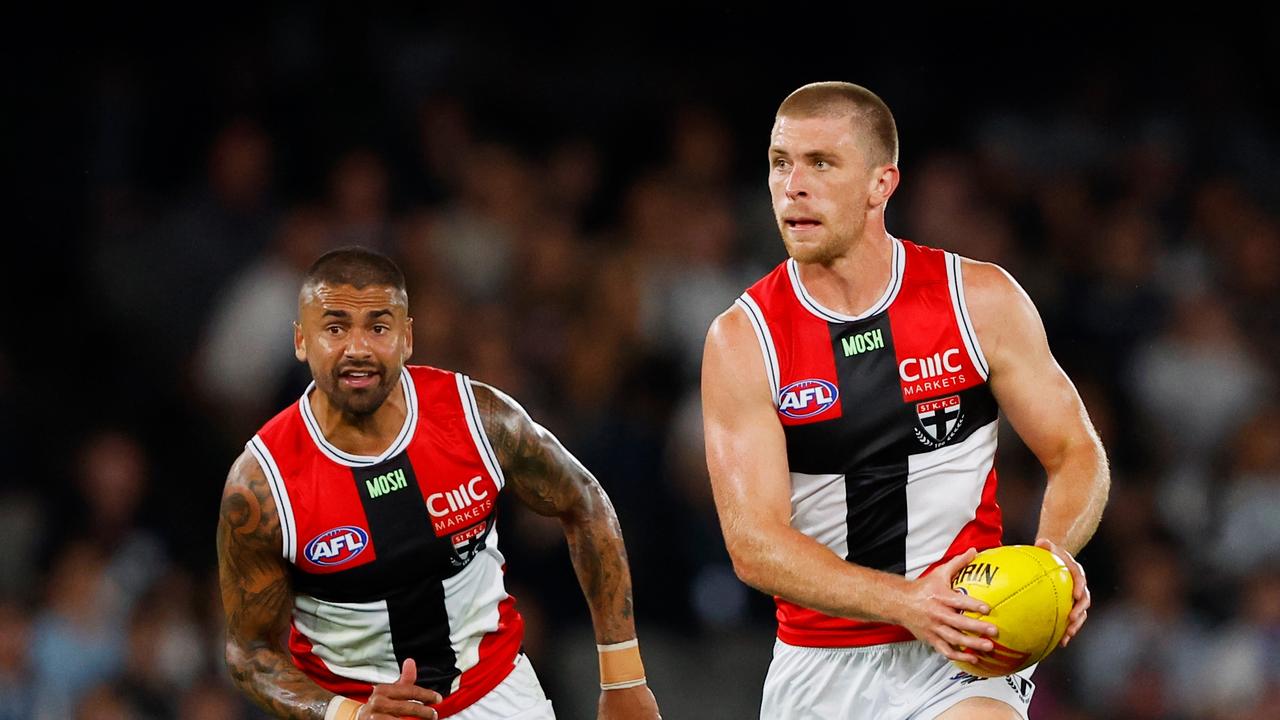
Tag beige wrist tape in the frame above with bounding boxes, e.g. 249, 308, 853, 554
598, 639, 646, 690
324, 695, 364, 720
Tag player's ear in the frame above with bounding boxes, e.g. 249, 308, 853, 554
868, 164, 900, 208
294, 321, 306, 362
403, 316, 414, 361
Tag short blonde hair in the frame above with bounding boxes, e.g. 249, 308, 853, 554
777, 82, 899, 166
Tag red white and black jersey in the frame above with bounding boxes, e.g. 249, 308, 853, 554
247, 365, 523, 717
737, 238, 1002, 648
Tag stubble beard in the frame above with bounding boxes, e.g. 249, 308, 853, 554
781, 223, 857, 267
318, 363, 399, 419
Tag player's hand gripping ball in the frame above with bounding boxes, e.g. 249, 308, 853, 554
949, 545, 1073, 677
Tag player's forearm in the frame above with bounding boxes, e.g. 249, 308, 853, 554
226, 640, 334, 720
1036, 440, 1109, 555
726, 520, 910, 624
562, 488, 638, 644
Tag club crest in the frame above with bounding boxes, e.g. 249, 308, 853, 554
914, 394, 963, 447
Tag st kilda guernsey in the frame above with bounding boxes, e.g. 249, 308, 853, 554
247, 365, 522, 717
737, 237, 1003, 647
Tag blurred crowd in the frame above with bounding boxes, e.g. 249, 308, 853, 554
2, 13, 1278, 720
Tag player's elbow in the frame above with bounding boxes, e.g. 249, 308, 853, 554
723, 532, 772, 592
223, 636, 267, 690
223, 639, 250, 687
730, 556, 765, 591
1046, 429, 1108, 483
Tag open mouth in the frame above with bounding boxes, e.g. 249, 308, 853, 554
338, 369, 381, 389
785, 218, 822, 230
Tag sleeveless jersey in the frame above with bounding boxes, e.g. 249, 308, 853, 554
736, 238, 1003, 648
247, 365, 523, 717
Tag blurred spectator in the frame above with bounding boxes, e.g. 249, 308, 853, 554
664, 391, 751, 631
414, 95, 474, 203
328, 149, 393, 250
1198, 570, 1280, 718
542, 139, 602, 227
1209, 405, 1280, 580
637, 188, 755, 378
1130, 294, 1271, 549
902, 154, 1020, 268
506, 215, 591, 400
197, 206, 336, 436
30, 544, 127, 719
1072, 539, 1208, 717
67, 431, 167, 605
432, 142, 536, 301
1129, 293, 1269, 457
1062, 206, 1168, 385
74, 683, 136, 720
114, 573, 206, 720
666, 104, 735, 189
0, 492, 42, 601
0, 602, 33, 720
93, 118, 277, 362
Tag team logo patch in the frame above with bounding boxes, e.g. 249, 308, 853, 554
304, 526, 369, 566
449, 521, 490, 568
778, 379, 839, 419
914, 394, 964, 447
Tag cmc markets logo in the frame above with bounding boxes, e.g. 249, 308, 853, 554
304, 526, 369, 566
778, 379, 839, 419
427, 476, 490, 518
899, 348, 962, 382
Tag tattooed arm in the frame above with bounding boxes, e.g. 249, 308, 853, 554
217, 450, 332, 719
217, 451, 439, 720
474, 382, 661, 720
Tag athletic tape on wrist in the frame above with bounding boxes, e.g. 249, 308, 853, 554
598, 638, 646, 690
325, 695, 364, 720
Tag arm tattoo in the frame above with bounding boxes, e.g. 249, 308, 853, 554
217, 452, 332, 719
474, 382, 637, 643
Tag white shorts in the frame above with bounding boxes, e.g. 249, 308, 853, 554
450, 654, 556, 720
760, 639, 1035, 720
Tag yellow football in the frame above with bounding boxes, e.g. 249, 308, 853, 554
949, 545, 1074, 677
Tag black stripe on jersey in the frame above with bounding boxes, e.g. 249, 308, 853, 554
351, 455, 459, 696
782, 314, 916, 575
288, 453, 463, 695
832, 315, 910, 574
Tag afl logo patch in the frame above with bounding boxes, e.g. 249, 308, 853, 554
304, 526, 369, 566
778, 379, 839, 419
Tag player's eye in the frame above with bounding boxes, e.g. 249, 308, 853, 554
772, 157, 789, 170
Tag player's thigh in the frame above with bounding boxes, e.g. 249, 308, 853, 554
933, 697, 1021, 719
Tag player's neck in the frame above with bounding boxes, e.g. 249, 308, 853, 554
794, 230, 895, 317
307, 378, 409, 457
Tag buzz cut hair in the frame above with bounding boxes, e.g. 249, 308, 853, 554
300, 246, 407, 301
776, 81, 899, 166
